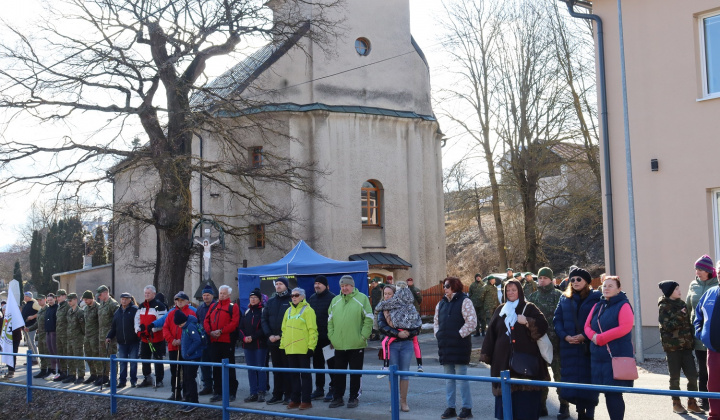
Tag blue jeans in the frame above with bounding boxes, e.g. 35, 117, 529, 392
244, 348, 268, 395
389, 339, 414, 381
443, 363, 472, 410
117, 342, 140, 384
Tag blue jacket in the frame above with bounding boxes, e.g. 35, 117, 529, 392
107, 304, 140, 345
553, 290, 601, 405
180, 316, 204, 360
195, 300, 215, 326
694, 285, 720, 352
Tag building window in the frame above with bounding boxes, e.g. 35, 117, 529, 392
355, 38, 371, 56
701, 12, 720, 97
361, 180, 382, 227
251, 147, 263, 168
250, 224, 265, 248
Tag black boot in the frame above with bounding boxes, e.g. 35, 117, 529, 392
33, 369, 48, 379
557, 403, 570, 420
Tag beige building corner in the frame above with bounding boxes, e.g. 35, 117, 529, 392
588, 0, 720, 352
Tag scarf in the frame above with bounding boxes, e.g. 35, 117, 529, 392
500, 299, 520, 336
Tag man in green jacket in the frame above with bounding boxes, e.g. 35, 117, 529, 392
97, 285, 119, 386
64, 293, 86, 384
467, 274, 485, 336
82, 290, 101, 384
53, 289, 70, 382
327, 275, 373, 409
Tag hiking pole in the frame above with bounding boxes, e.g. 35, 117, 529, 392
175, 346, 181, 400
101, 341, 110, 391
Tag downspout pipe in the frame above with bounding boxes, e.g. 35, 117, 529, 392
564, 0, 616, 275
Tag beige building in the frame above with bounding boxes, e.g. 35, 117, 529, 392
112, 0, 446, 298
587, 0, 720, 351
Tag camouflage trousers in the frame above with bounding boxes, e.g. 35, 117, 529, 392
68, 338, 85, 376
56, 334, 69, 373
541, 350, 567, 406
36, 333, 50, 370
99, 338, 118, 377
84, 338, 102, 376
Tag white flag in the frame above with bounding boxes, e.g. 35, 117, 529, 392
1, 289, 25, 367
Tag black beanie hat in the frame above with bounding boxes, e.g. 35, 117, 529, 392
568, 266, 592, 283
249, 288, 263, 300
276, 277, 290, 289
315, 275, 328, 287
174, 309, 188, 325
658, 280, 679, 298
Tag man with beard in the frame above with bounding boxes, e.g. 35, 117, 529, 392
307, 275, 337, 402
261, 277, 293, 405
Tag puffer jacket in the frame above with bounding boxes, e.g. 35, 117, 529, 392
658, 296, 694, 352
327, 288, 373, 350
280, 299, 318, 355
694, 285, 720, 352
163, 305, 197, 351
180, 316, 204, 360
687, 276, 719, 350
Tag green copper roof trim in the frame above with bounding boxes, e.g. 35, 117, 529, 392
216, 102, 436, 121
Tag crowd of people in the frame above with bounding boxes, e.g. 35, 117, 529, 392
1, 254, 720, 419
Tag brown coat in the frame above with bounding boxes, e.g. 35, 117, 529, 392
480, 299, 550, 396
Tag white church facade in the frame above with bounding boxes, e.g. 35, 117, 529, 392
112, 0, 446, 298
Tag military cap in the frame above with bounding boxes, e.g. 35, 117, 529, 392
96, 285, 109, 293
67, 293, 78, 300
82, 290, 94, 300
56, 289, 67, 296
37, 294, 46, 299
513, 272, 522, 278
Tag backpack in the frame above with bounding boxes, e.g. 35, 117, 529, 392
196, 323, 211, 350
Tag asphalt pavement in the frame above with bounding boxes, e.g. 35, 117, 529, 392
0, 334, 707, 420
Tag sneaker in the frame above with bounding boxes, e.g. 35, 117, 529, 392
310, 388, 325, 400
417, 365, 424, 373
324, 389, 334, 402
266, 395, 284, 405
3, 371, 14, 379
377, 366, 388, 379
199, 387, 213, 396
329, 398, 344, 408
244, 394, 258, 403
130, 382, 137, 388
258, 392, 266, 402
457, 408, 473, 419
155, 381, 164, 388
136, 378, 152, 388
182, 405, 197, 413
53, 373, 67, 382
209, 394, 222, 402
347, 398, 359, 408
83, 375, 98, 384
441, 407, 457, 419
41, 370, 53, 378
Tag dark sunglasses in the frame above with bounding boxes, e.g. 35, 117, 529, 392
291, 294, 302, 298
443, 284, 451, 289
569, 277, 585, 283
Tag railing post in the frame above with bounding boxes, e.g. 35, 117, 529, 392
110, 354, 117, 414
26, 350, 33, 403
389, 364, 400, 420
501, 370, 513, 420
222, 358, 229, 420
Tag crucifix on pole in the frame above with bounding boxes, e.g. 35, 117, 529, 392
190, 218, 225, 282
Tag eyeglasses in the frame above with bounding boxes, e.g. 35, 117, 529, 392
291, 294, 302, 298
569, 277, 584, 283
443, 284, 451, 289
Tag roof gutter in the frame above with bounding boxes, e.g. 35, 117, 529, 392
563, 0, 616, 275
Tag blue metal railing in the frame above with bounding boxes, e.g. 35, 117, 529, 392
2, 349, 720, 420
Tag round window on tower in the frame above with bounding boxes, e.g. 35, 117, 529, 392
355, 38, 371, 56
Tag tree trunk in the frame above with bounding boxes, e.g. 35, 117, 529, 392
473, 184, 488, 242
483, 139, 508, 270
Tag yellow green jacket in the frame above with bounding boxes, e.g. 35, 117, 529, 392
280, 300, 318, 355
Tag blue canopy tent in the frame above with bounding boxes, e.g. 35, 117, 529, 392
237, 240, 369, 311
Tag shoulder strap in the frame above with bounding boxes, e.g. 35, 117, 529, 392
594, 304, 613, 357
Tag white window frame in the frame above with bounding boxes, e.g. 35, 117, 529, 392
713, 189, 720, 264
699, 11, 720, 100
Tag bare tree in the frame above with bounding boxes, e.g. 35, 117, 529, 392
0, 0, 340, 294
438, 0, 508, 269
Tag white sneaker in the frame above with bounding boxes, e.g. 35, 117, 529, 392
377, 367, 388, 379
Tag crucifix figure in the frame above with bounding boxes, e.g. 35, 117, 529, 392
194, 236, 220, 281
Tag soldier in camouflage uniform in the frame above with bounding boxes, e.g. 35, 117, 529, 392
467, 274, 485, 336
658, 280, 703, 414
64, 293, 86, 384
82, 290, 102, 384
521, 272, 538, 298
29, 294, 52, 378
52, 289, 70, 382
479, 276, 500, 328
97, 285, 119, 386
527, 267, 567, 418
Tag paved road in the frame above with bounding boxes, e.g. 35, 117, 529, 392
1, 333, 704, 420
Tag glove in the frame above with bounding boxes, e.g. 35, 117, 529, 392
307, 349, 314, 357
139, 324, 146, 332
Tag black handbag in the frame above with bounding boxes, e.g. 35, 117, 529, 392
509, 349, 539, 376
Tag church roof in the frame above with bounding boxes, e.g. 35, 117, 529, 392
190, 22, 311, 109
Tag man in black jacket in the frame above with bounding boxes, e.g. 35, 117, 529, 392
307, 275, 337, 402
107, 293, 140, 388
261, 277, 292, 405
195, 285, 216, 395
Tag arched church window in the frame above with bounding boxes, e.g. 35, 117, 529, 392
355, 38, 371, 56
361, 180, 382, 226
